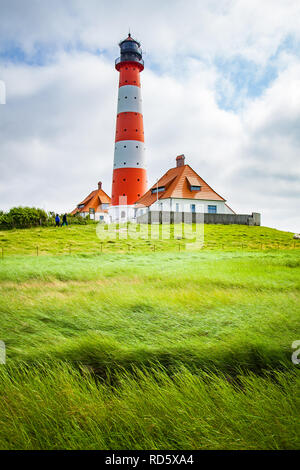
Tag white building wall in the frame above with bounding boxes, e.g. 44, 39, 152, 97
108, 205, 136, 223
148, 198, 234, 214
79, 211, 110, 223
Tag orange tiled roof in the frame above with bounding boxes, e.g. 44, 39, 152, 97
71, 188, 111, 215
136, 165, 226, 207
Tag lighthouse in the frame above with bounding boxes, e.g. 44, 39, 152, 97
109, 34, 147, 222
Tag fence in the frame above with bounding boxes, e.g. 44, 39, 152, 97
0, 240, 299, 258
137, 211, 261, 226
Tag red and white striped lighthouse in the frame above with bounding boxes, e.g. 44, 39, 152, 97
109, 34, 147, 222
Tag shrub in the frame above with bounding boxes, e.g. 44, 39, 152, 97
0, 207, 48, 229
66, 215, 89, 225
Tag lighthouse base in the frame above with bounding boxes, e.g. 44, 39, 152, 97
108, 205, 137, 224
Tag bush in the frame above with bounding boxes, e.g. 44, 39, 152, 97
0, 208, 99, 230
64, 215, 88, 225
0, 207, 48, 229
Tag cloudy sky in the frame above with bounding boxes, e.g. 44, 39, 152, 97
0, 0, 299, 232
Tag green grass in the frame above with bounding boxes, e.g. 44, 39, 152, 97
0, 224, 299, 449
0, 364, 298, 450
0, 223, 298, 256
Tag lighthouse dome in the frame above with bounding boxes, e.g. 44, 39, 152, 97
116, 34, 144, 70
120, 35, 142, 58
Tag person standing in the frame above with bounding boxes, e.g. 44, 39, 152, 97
62, 213, 68, 226
55, 214, 60, 227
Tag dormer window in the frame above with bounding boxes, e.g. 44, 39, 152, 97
151, 186, 165, 194
78, 204, 85, 209
190, 185, 201, 191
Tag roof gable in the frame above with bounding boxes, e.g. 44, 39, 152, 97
136, 164, 225, 207
71, 187, 111, 215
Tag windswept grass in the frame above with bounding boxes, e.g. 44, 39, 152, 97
0, 251, 299, 373
0, 225, 299, 449
0, 364, 298, 450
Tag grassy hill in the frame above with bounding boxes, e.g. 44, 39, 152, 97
0, 222, 298, 256
0, 224, 299, 449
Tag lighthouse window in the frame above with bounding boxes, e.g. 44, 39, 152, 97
125, 96, 127, 99
137, 178, 140, 181
124, 145, 127, 148
137, 162, 139, 165
138, 194, 140, 197
123, 178, 126, 181
124, 129, 127, 131
124, 162, 126, 165
136, 146, 138, 148
134, 97, 136, 99
136, 129, 138, 132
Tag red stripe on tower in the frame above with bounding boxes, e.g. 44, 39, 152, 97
109, 34, 147, 221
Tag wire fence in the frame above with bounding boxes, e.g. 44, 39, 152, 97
0, 240, 300, 258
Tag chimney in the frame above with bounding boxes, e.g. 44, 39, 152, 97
98, 181, 102, 190
176, 154, 185, 167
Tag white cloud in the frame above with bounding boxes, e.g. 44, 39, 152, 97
0, 1, 299, 232
1, 0, 300, 65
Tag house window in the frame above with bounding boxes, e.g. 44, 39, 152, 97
208, 205, 217, 214
121, 211, 126, 218
190, 204, 196, 213
101, 203, 109, 210
100, 216, 104, 220
151, 186, 165, 194
176, 203, 180, 212
190, 185, 201, 191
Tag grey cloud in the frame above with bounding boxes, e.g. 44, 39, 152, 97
0, 2, 300, 232
1, 1, 300, 65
